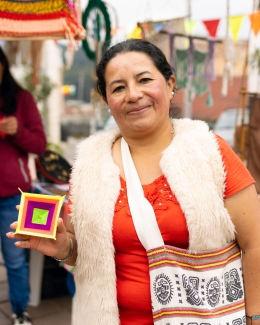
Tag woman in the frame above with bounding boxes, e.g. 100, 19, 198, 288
0, 47, 47, 325
8, 39, 260, 325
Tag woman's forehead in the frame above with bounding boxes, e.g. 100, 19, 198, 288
110, 51, 153, 64
105, 52, 156, 77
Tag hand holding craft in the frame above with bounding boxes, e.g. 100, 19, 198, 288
6, 218, 68, 257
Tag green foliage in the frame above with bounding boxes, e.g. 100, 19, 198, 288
47, 141, 64, 155
22, 69, 55, 103
250, 49, 260, 75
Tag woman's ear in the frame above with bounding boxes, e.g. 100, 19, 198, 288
168, 75, 176, 92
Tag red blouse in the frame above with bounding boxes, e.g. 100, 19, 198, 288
112, 135, 255, 325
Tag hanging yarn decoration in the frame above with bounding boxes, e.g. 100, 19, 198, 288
206, 85, 214, 107
169, 33, 176, 69
204, 39, 216, 81
170, 33, 194, 83
175, 49, 189, 90
188, 36, 195, 76
192, 50, 208, 95
0, 0, 86, 50
193, 49, 214, 107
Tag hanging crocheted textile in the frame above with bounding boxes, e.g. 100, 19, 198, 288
192, 50, 208, 95
193, 49, 213, 106
175, 49, 189, 90
0, 0, 85, 46
171, 33, 214, 107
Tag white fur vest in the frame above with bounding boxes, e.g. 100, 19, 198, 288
70, 118, 235, 325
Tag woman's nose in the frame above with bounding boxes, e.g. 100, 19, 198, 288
125, 85, 143, 102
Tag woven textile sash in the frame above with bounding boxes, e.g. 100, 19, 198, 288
148, 243, 245, 324
120, 137, 245, 325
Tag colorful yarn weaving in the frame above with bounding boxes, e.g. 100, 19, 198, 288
0, 0, 85, 43
15, 191, 65, 239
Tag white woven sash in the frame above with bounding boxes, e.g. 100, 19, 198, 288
121, 137, 164, 250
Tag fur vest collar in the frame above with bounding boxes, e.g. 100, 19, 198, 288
71, 118, 235, 325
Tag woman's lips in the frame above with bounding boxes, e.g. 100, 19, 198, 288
127, 105, 150, 115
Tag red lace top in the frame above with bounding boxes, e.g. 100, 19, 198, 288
112, 135, 255, 325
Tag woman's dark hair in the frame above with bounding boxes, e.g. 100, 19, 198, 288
95, 39, 179, 117
0, 47, 23, 114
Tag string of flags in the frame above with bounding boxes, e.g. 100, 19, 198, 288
127, 11, 260, 41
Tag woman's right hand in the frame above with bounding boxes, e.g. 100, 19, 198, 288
6, 217, 69, 258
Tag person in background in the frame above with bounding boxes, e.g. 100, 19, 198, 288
0, 47, 46, 325
7, 39, 260, 325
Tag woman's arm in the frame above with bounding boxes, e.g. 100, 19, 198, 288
225, 184, 260, 323
53, 214, 77, 266
10, 91, 47, 155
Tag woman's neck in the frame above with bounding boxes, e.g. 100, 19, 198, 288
121, 120, 173, 157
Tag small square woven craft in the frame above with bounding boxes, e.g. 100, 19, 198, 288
16, 190, 65, 239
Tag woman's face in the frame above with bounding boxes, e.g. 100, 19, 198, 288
104, 51, 175, 136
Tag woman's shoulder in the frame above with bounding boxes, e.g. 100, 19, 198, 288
214, 134, 255, 198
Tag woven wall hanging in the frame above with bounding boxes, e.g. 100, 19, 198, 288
0, 0, 85, 47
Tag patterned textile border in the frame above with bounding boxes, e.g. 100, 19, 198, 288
153, 301, 245, 321
148, 242, 241, 272
0, 0, 67, 14
0, 11, 69, 20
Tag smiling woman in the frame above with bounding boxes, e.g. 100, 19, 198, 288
7, 39, 260, 325
103, 51, 175, 138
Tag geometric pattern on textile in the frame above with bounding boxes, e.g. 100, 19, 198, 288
15, 191, 65, 239
0, 0, 85, 41
148, 242, 245, 323
32, 208, 49, 225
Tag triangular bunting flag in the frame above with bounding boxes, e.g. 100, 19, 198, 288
249, 11, 260, 36
229, 15, 244, 42
127, 25, 143, 39
203, 19, 220, 38
184, 20, 197, 35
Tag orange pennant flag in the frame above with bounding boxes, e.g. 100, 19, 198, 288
249, 11, 260, 36
229, 15, 244, 42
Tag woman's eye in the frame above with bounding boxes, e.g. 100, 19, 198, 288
113, 85, 125, 93
140, 78, 151, 83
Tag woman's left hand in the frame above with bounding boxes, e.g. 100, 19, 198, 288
0, 116, 18, 135
6, 218, 69, 257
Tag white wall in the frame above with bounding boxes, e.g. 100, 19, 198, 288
42, 40, 64, 144
247, 31, 260, 93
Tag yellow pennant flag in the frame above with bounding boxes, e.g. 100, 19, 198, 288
184, 20, 197, 35
229, 15, 244, 42
127, 25, 143, 39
